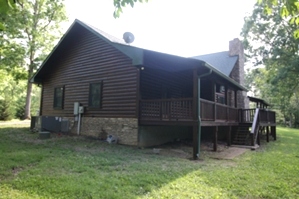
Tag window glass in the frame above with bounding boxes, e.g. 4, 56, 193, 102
54, 86, 64, 109
89, 82, 102, 108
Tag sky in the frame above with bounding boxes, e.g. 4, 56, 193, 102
63, 0, 257, 57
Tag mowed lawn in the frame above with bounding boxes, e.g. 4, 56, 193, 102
0, 124, 298, 199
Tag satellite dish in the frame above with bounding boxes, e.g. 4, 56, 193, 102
123, 32, 135, 44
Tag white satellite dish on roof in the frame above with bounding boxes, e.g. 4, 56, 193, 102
123, 32, 135, 44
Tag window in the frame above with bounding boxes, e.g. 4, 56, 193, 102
215, 84, 225, 104
89, 82, 102, 108
54, 86, 64, 109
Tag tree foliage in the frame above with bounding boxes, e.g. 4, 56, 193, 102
0, 0, 149, 20
1, 0, 67, 119
259, 0, 299, 37
243, 1, 299, 127
113, 0, 149, 17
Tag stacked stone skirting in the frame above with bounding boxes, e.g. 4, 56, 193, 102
67, 117, 138, 146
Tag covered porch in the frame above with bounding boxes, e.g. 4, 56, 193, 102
136, 49, 276, 159
136, 50, 244, 159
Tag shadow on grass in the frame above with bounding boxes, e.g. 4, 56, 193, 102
1, 126, 299, 198
0, 126, 202, 198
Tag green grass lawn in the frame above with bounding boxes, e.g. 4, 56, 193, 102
0, 124, 298, 199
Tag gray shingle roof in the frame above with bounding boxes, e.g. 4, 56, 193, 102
76, 19, 128, 45
191, 51, 238, 76
31, 19, 247, 91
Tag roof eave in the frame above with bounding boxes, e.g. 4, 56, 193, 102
30, 20, 82, 84
203, 62, 248, 91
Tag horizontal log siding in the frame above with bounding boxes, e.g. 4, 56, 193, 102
140, 68, 193, 99
41, 27, 138, 118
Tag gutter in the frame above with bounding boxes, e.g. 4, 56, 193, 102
198, 67, 212, 78
195, 67, 212, 159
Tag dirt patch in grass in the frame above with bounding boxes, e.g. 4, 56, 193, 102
147, 141, 249, 160
11, 167, 24, 176
205, 147, 249, 160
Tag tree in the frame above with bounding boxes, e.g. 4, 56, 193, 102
0, 0, 148, 21
259, 0, 299, 37
113, 0, 149, 17
1, 0, 67, 119
242, 1, 299, 126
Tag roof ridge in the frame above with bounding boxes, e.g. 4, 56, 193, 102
75, 19, 128, 45
191, 51, 232, 58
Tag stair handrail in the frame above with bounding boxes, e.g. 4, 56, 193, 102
251, 108, 260, 146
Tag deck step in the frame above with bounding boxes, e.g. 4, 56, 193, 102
232, 126, 251, 146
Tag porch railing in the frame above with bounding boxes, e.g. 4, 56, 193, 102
249, 108, 276, 146
240, 108, 276, 124
139, 98, 193, 120
239, 109, 256, 123
140, 98, 276, 124
200, 99, 238, 122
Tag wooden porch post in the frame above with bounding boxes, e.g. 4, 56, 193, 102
136, 68, 141, 118
213, 83, 216, 121
213, 126, 218, 152
192, 68, 200, 159
234, 90, 238, 108
257, 128, 261, 145
193, 68, 198, 120
266, 126, 270, 142
225, 85, 228, 105
251, 134, 255, 146
271, 126, 277, 141
227, 126, 232, 146
193, 125, 199, 159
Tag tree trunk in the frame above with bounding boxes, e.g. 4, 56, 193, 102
24, 81, 32, 120
24, 67, 33, 120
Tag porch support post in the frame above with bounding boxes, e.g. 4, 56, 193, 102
192, 68, 200, 159
193, 125, 199, 159
136, 68, 141, 118
266, 126, 270, 142
193, 68, 212, 159
213, 126, 218, 152
227, 126, 232, 146
257, 128, 261, 145
225, 85, 228, 105
193, 68, 198, 120
271, 126, 276, 141
213, 83, 216, 120
234, 90, 238, 108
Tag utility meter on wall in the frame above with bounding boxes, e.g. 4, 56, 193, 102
78, 106, 84, 114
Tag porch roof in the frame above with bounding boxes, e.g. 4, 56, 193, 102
248, 96, 271, 107
191, 51, 238, 76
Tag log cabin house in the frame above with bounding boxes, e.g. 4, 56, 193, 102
31, 19, 276, 159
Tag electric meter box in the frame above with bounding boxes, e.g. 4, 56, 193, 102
78, 106, 84, 114
74, 102, 79, 115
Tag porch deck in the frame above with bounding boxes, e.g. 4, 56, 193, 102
139, 98, 276, 126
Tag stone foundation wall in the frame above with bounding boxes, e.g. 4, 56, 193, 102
67, 117, 138, 145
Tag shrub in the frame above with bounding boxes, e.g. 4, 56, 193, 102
15, 98, 26, 119
0, 99, 13, 121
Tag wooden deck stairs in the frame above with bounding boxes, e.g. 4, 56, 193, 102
232, 125, 251, 145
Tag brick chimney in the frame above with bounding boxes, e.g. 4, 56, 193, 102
229, 38, 248, 109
